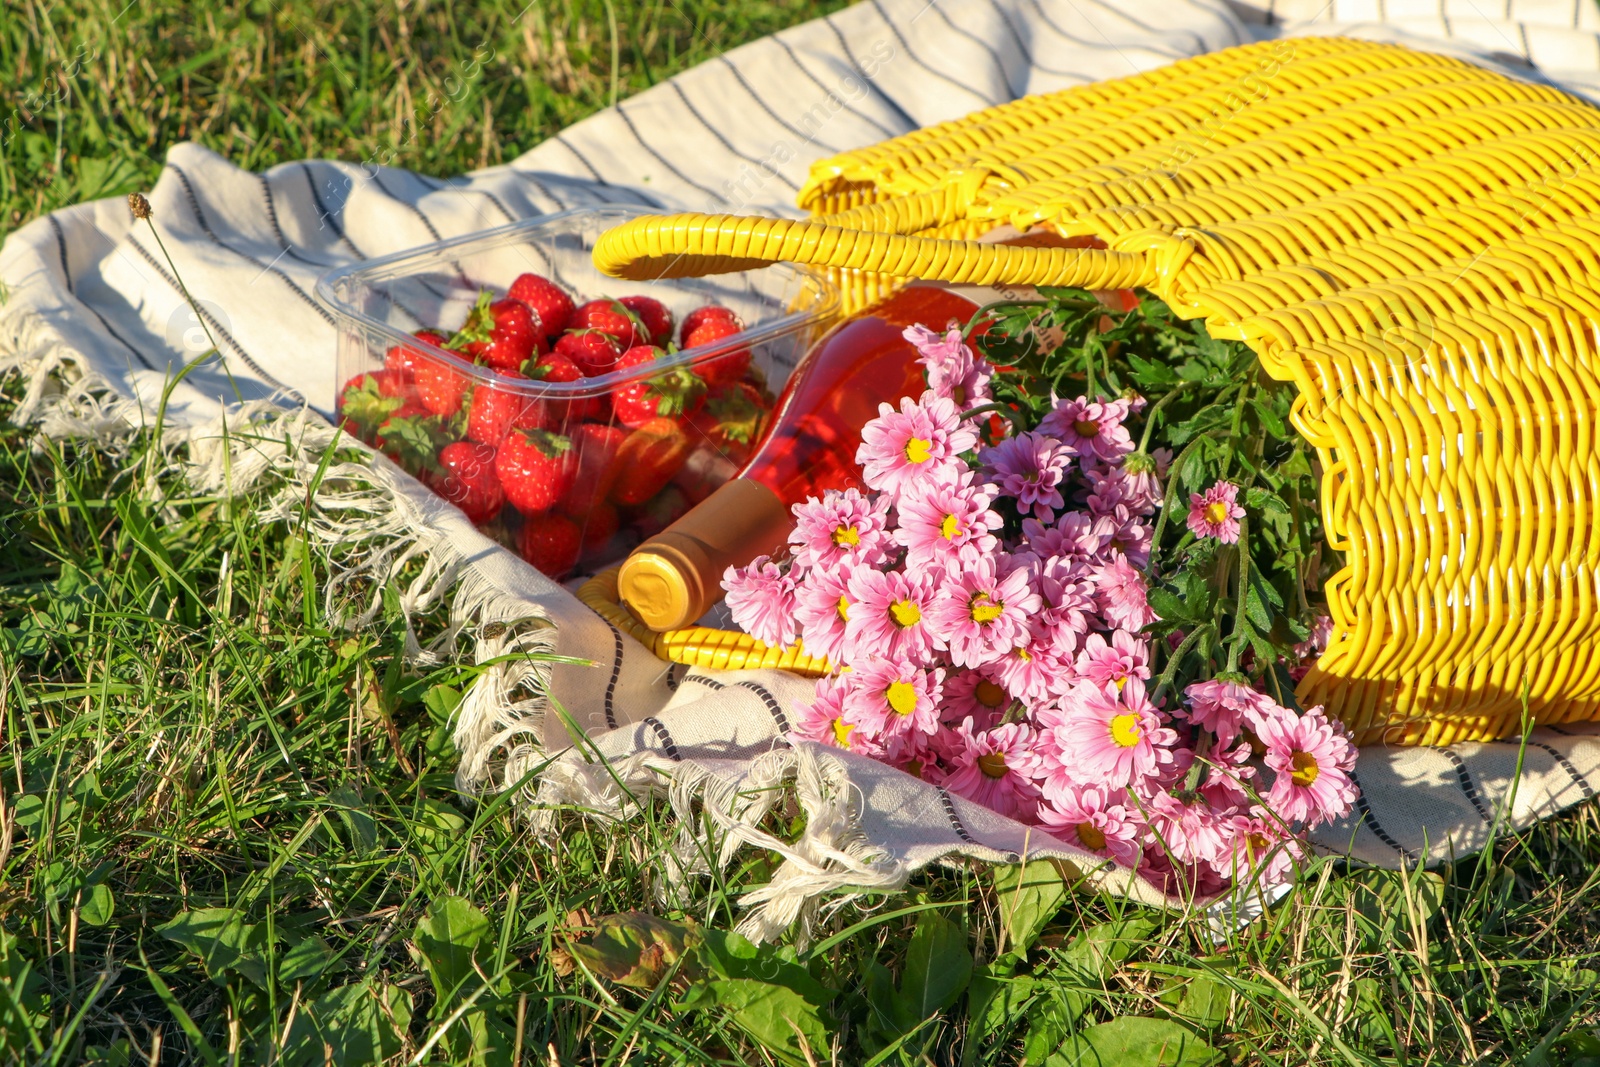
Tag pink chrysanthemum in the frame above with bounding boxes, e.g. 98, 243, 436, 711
925, 556, 1041, 669
722, 555, 796, 647
1144, 789, 1230, 870
1053, 678, 1177, 789
1255, 704, 1358, 828
1093, 505, 1153, 568
906, 324, 993, 409
942, 668, 1013, 726
1182, 678, 1272, 746
1022, 512, 1110, 568
791, 676, 885, 757
1113, 450, 1167, 517
930, 719, 1042, 820
1214, 812, 1303, 884
1095, 557, 1154, 632
1076, 630, 1150, 692
856, 394, 977, 498
789, 488, 892, 572
1136, 842, 1229, 899
893, 477, 1002, 569
1037, 783, 1142, 867
838, 659, 944, 744
1038, 396, 1134, 463
1198, 739, 1257, 813
843, 567, 945, 665
1187, 480, 1244, 544
792, 568, 854, 665
1035, 556, 1098, 641
979, 432, 1073, 518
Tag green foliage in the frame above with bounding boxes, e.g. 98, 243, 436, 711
974, 291, 1334, 700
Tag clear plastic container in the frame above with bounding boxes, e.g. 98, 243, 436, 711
315, 206, 839, 577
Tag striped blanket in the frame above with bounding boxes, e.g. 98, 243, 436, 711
7, 0, 1600, 936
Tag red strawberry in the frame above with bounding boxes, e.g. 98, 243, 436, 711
619, 295, 673, 346
517, 513, 582, 579
611, 418, 694, 506
683, 317, 749, 388
611, 346, 707, 429
495, 428, 577, 514
467, 369, 548, 446
574, 500, 620, 558
557, 422, 629, 516
435, 441, 505, 525
554, 329, 623, 377
339, 371, 408, 440
508, 273, 576, 339
690, 380, 768, 462
385, 329, 447, 377
451, 291, 545, 372
414, 350, 475, 416
528, 352, 607, 425
679, 305, 740, 344
571, 299, 644, 349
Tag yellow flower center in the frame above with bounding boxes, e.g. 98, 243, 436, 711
1110, 713, 1142, 748
1246, 832, 1272, 856
831, 718, 854, 747
885, 680, 919, 717
1114, 675, 1128, 691
832, 524, 860, 547
904, 436, 934, 464
977, 752, 1008, 779
1077, 822, 1107, 851
889, 598, 921, 628
939, 513, 961, 540
1014, 646, 1031, 662
969, 593, 1005, 624
836, 595, 850, 623
1073, 418, 1100, 438
1290, 750, 1320, 787
1204, 500, 1230, 526
975, 680, 1007, 708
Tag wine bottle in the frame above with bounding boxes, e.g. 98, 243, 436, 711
616, 285, 980, 631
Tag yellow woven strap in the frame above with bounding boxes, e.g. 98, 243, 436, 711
591, 212, 1157, 290
577, 568, 832, 677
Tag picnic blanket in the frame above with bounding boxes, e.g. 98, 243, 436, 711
8, 0, 1600, 937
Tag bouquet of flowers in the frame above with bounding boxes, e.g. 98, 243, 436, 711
723, 316, 1355, 896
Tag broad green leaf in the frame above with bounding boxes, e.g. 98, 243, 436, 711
993, 860, 1066, 955
1173, 976, 1230, 1029
565, 911, 701, 991
279, 982, 413, 1067
1060, 917, 1157, 979
1024, 997, 1077, 1065
78, 883, 114, 927
1046, 1017, 1220, 1066
413, 895, 491, 1005
894, 912, 972, 1030
410, 798, 467, 873
279, 935, 337, 985
1147, 588, 1196, 625
704, 978, 832, 1066
966, 964, 1035, 1045
698, 927, 831, 1003
156, 908, 268, 987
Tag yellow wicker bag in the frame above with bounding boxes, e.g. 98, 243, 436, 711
585, 36, 1600, 748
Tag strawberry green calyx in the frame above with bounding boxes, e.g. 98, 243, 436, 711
448, 290, 497, 349
706, 387, 762, 444
644, 365, 708, 418
377, 413, 451, 477
341, 375, 404, 432
513, 427, 573, 458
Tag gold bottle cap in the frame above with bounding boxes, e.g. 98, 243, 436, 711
617, 477, 792, 631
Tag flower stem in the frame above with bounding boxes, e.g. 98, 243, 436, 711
1151, 625, 1205, 706
1226, 513, 1251, 673
1136, 380, 1195, 453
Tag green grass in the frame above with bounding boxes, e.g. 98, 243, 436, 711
5, 2, 1600, 1064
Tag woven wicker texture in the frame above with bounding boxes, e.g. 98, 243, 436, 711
592, 36, 1600, 747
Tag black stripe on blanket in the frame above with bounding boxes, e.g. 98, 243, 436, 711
127, 236, 300, 400
772, 32, 907, 137
1527, 741, 1597, 801
716, 55, 848, 153
666, 81, 800, 192
642, 717, 682, 761
864, 0, 1001, 108
48, 216, 158, 371
1441, 749, 1493, 821
680, 676, 790, 733
972, 0, 1084, 79
1350, 771, 1418, 862
615, 102, 728, 204
257, 174, 330, 268
940, 788, 1017, 860
165, 164, 338, 329
414, 173, 520, 226
602, 623, 624, 729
